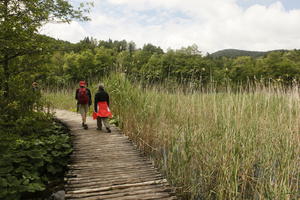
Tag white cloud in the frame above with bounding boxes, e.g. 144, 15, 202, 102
40, 21, 87, 43
40, 0, 300, 53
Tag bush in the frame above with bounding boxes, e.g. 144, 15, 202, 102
0, 117, 72, 200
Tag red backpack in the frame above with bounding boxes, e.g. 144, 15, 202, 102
77, 88, 89, 104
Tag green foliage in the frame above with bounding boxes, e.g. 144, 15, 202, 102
0, 1, 88, 199
228, 56, 256, 82
0, 118, 72, 199
0, 0, 91, 79
0, 72, 42, 124
29, 35, 300, 88
0, 0, 91, 109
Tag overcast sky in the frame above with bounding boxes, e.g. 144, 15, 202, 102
40, 0, 300, 53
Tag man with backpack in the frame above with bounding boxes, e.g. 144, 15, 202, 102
75, 81, 92, 129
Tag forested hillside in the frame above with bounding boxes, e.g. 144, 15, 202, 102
209, 49, 288, 58
39, 37, 300, 88
210, 49, 268, 58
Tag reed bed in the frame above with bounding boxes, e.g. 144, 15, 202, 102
45, 75, 300, 200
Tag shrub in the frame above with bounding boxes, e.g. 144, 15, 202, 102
0, 117, 72, 199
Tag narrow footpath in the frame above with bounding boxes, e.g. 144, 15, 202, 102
55, 110, 177, 200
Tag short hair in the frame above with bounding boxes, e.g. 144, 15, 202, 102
98, 84, 104, 90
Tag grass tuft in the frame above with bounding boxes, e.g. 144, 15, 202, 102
44, 74, 300, 199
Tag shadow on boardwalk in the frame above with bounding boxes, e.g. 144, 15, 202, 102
55, 110, 177, 200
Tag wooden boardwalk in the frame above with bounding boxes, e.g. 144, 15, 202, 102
55, 110, 177, 200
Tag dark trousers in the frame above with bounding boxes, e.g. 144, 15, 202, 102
97, 117, 110, 129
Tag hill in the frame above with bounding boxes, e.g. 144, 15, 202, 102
210, 49, 273, 58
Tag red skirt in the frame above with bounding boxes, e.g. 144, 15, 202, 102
93, 102, 112, 119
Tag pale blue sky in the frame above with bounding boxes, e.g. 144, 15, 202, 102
238, 0, 300, 10
41, 0, 300, 53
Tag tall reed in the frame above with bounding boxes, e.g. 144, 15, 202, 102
106, 74, 300, 200
45, 74, 300, 199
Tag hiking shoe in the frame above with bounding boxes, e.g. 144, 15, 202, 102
106, 128, 111, 133
82, 123, 85, 127
84, 124, 88, 130
97, 127, 102, 131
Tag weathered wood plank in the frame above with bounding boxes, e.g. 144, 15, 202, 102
65, 176, 164, 190
67, 180, 168, 194
66, 184, 174, 199
54, 110, 177, 200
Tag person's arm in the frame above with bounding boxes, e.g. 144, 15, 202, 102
75, 89, 78, 100
75, 89, 79, 112
88, 89, 92, 106
94, 93, 98, 112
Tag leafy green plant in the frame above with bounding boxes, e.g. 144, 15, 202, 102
0, 118, 72, 200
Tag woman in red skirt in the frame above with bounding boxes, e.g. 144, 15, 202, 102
93, 84, 112, 132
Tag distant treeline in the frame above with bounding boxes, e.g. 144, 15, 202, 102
209, 49, 286, 58
35, 37, 300, 87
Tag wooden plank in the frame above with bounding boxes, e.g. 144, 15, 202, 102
67, 180, 168, 194
54, 110, 177, 200
67, 185, 172, 198
66, 175, 163, 188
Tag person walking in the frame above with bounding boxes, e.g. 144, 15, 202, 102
93, 84, 112, 133
75, 81, 92, 129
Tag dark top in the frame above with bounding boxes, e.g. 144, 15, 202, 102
94, 89, 110, 112
75, 87, 92, 106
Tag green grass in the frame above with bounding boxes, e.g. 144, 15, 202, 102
43, 84, 99, 113
44, 75, 300, 200
44, 88, 77, 112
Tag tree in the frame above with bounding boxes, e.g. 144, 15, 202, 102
0, 0, 91, 96
141, 54, 163, 82
229, 56, 256, 83
128, 41, 136, 56
142, 43, 164, 55
0, 0, 91, 124
258, 51, 300, 83
178, 44, 202, 56
74, 36, 98, 52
